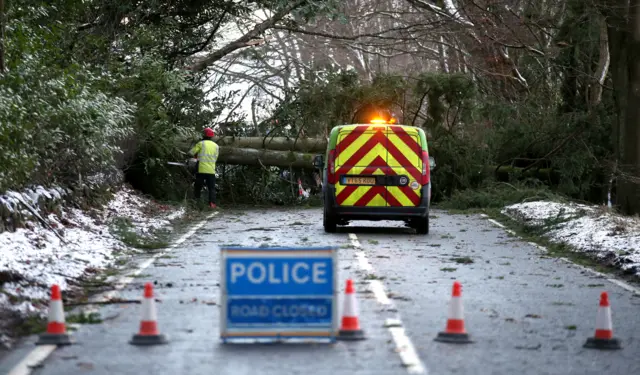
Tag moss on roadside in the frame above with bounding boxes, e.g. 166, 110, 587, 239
109, 216, 170, 250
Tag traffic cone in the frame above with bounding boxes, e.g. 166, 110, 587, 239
337, 279, 365, 340
36, 284, 74, 345
130, 282, 168, 345
434, 281, 473, 344
583, 292, 622, 350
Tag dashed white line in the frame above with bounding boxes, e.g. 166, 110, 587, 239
369, 280, 392, 306
485, 217, 640, 295
388, 326, 426, 373
487, 218, 516, 235
348, 233, 427, 374
7, 212, 218, 375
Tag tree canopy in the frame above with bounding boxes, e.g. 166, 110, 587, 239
0, 0, 638, 213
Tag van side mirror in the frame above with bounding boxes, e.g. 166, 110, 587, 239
313, 154, 324, 169
429, 156, 436, 171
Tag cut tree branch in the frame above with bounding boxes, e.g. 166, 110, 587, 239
188, 0, 307, 72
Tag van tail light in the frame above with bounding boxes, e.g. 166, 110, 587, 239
420, 150, 430, 185
327, 149, 337, 184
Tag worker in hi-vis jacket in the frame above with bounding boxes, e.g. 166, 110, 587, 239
189, 127, 219, 208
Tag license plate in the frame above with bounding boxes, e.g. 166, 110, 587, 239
344, 177, 376, 185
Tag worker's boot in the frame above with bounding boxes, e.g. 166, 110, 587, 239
209, 203, 217, 209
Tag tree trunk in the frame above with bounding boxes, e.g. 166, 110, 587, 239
0, 0, 5, 73
588, 14, 610, 108
212, 136, 327, 153
600, 0, 630, 208
217, 147, 316, 169
618, 0, 640, 214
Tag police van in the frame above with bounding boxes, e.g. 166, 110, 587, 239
313, 116, 435, 234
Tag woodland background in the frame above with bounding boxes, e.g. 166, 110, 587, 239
1, 0, 639, 214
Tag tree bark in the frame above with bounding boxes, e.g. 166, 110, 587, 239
0, 0, 5, 73
213, 136, 327, 152
600, 0, 630, 208
217, 147, 316, 169
618, 0, 640, 214
588, 14, 610, 108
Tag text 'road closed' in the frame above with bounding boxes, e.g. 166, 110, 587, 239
225, 257, 334, 295
226, 298, 333, 324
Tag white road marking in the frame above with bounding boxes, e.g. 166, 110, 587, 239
7, 345, 57, 375
486, 217, 640, 295
487, 218, 516, 235
369, 280, 392, 305
388, 326, 426, 374
348, 233, 427, 374
487, 218, 505, 228
349, 233, 374, 272
7, 212, 218, 375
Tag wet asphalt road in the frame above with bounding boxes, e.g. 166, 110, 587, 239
2, 208, 640, 375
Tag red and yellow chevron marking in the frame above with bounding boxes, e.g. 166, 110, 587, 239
334, 125, 424, 207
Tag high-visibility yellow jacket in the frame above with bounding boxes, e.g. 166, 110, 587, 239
189, 140, 219, 174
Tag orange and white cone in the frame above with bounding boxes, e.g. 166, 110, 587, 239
130, 282, 168, 345
583, 291, 622, 350
337, 279, 365, 340
434, 281, 472, 344
36, 284, 74, 345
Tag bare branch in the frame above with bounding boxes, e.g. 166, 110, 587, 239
188, 0, 307, 72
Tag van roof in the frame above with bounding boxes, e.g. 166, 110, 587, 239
328, 123, 428, 151
332, 123, 421, 130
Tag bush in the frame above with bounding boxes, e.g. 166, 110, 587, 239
437, 180, 568, 210
0, 62, 135, 192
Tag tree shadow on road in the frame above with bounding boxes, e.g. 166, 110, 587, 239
336, 225, 415, 235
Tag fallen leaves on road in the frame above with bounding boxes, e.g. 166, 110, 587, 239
515, 344, 542, 350
77, 362, 94, 370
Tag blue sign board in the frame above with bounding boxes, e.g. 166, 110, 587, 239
220, 246, 338, 343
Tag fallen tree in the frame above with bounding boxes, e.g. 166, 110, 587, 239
218, 146, 317, 169
213, 136, 327, 153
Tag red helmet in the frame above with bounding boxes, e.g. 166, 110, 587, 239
203, 128, 214, 137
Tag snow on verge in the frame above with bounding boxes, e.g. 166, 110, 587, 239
0, 185, 185, 335
502, 201, 640, 277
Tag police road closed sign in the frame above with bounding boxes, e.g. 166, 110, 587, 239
220, 246, 338, 343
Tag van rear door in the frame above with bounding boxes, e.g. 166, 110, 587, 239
333, 125, 389, 207
385, 125, 423, 207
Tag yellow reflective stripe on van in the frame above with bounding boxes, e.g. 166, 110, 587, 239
333, 124, 424, 207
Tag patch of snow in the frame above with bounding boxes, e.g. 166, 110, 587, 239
1, 186, 69, 215
0, 184, 186, 330
502, 201, 640, 277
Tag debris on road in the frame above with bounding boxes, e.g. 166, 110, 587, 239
501, 201, 640, 278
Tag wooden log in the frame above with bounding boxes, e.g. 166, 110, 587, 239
212, 136, 327, 153
217, 146, 317, 169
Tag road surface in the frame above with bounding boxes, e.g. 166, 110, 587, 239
1, 208, 640, 375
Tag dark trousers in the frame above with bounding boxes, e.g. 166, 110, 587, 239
194, 173, 216, 204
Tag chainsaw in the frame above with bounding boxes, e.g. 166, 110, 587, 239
167, 158, 198, 172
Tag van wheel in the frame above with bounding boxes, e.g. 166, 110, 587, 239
413, 216, 429, 235
323, 205, 337, 233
